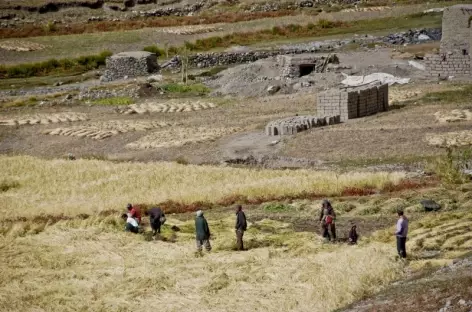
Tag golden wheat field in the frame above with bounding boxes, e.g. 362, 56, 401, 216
0, 214, 403, 312
0, 156, 405, 219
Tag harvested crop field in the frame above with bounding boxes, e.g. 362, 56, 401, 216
120, 100, 217, 114
43, 120, 175, 140
126, 127, 242, 149
0, 112, 88, 126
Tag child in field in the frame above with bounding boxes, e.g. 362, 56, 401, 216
348, 224, 358, 245
122, 213, 139, 234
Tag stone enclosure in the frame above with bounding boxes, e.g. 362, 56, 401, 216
102, 51, 159, 82
425, 5, 472, 78
277, 54, 338, 78
265, 83, 389, 136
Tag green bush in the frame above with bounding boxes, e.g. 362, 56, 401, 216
317, 19, 335, 29
0, 179, 20, 192
0, 50, 112, 79
143, 45, 165, 57
428, 147, 470, 185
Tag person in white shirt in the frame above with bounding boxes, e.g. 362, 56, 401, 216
122, 213, 139, 234
395, 210, 409, 258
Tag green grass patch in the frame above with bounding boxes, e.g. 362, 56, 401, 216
181, 12, 442, 52
263, 203, 292, 212
0, 179, 20, 192
0, 51, 112, 79
416, 85, 472, 105
161, 83, 210, 95
90, 96, 134, 106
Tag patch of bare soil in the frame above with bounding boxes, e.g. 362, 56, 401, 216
340, 257, 472, 312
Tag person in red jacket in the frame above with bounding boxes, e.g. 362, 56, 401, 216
127, 203, 141, 224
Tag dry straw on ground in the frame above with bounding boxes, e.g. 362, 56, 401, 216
0, 40, 50, 52
126, 127, 242, 149
434, 109, 472, 123
43, 120, 175, 140
120, 100, 217, 114
0, 156, 405, 219
0, 218, 402, 312
426, 131, 472, 147
0, 112, 88, 126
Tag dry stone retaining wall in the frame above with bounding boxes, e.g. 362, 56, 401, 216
317, 84, 389, 122
102, 51, 159, 82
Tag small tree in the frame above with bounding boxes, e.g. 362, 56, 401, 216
180, 46, 189, 84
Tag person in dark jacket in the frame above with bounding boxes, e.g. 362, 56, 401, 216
146, 207, 165, 236
195, 210, 211, 252
319, 199, 336, 242
395, 210, 409, 259
348, 224, 358, 245
235, 205, 247, 251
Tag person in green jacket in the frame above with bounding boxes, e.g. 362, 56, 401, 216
195, 210, 211, 252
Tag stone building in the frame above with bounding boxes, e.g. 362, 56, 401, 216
424, 5, 472, 78
276, 54, 338, 78
317, 83, 389, 122
101, 51, 159, 82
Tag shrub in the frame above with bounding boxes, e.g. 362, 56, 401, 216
263, 203, 292, 212
317, 19, 335, 29
0, 50, 112, 78
90, 97, 134, 106
0, 179, 20, 192
143, 45, 165, 57
428, 147, 469, 185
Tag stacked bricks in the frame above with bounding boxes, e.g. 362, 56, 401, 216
425, 5, 472, 79
102, 51, 159, 82
317, 83, 389, 122
424, 54, 471, 78
265, 115, 341, 136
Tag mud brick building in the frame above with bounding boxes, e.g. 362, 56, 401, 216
424, 5, 472, 79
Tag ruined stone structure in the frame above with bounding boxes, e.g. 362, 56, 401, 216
317, 84, 389, 122
425, 5, 472, 79
265, 115, 341, 136
102, 51, 159, 82
277, 54, 338, 78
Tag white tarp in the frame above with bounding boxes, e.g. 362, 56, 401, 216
408, 60, 426, 71
341, 73, 410, 87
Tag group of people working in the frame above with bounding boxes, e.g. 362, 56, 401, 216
122, 199, 409, 258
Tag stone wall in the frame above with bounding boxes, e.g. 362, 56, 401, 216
102, 51, 159, 82
317, 84, 388, 122
424, 54, 471, 78
265, 115, 341, 136
161, 50, 338, 70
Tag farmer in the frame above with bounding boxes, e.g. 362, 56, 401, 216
235, 205, 247, 251
319, 199, 336, 242
395, 210, 409, 258
348, 224, 358, 245
146, 207, 166, 236
195, 210, 211, 253
127, 203, 142, 224
122, 213, 139, 234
